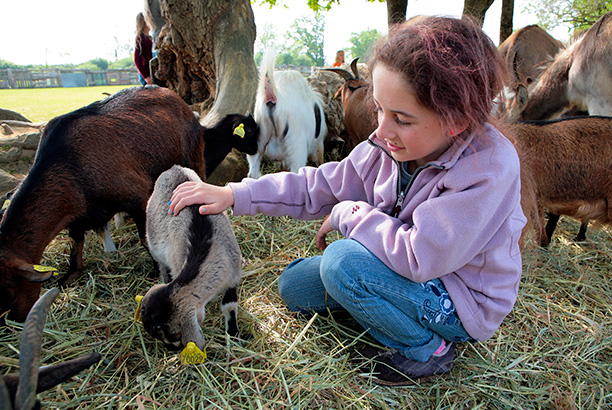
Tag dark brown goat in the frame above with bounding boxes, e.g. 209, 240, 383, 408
323, 58, 376, 155
0, 85, 258, 323
502, 116, 612, 246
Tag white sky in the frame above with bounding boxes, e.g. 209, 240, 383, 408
0, 0, 571, 67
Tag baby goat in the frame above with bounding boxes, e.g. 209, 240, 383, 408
249, 49, 327, 178
140, 165, 242, 350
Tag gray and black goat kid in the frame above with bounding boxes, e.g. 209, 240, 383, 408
139, 165, 242, 351
1, 287, 101, 410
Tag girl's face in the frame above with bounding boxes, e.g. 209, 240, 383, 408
372, 64, 452, 169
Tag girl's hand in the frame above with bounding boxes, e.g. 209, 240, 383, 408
315, 215, 334, 251
168, 181, 234, 216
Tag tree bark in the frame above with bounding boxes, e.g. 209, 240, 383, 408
154, 0, 258, 184
462, 0, 495, 26
386, 0, 408, 27
499, 0, 515, 44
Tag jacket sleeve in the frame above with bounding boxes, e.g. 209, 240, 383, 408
230, 141, 377, 219
330, 146, 524, 283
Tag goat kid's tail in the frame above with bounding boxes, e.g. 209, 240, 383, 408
259, 48, 278, 104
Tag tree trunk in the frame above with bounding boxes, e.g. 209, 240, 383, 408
499, 0, 515, 44
462, 0, 495, 26
386, 0, 408, 27
154, 0, 258, 184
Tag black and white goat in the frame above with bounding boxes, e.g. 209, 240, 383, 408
248, 49, 327, 178
139, 165, 242, 350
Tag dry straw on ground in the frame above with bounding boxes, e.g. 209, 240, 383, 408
1, 202, 611, 409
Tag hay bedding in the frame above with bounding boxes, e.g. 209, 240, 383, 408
1, 207, 611, 408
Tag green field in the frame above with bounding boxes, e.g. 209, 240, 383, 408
0, 85, 136, 123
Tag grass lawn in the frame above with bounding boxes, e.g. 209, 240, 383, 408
0, 85, 136, 123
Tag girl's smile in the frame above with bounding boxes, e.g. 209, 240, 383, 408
372, 64, 456, 169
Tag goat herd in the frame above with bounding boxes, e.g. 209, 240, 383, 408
2, 12, 612, 408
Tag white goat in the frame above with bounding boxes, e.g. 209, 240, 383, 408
248, 49, 327, 178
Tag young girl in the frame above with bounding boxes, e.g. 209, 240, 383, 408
168, 16, 527, 386
134, 12, 153, 86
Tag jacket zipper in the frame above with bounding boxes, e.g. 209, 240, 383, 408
367, 139, 445, 218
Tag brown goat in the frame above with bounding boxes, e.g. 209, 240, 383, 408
0, 85, 258, 323
501, 116, 612, 246
497, 25, 565, 119
514, 12, 612, 121
323, 58, 376, 155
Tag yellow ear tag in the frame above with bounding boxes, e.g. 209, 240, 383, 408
1, 199, 10, 211
134, 295, 143, 323
180, 342, 207, 364
33, 265, 58, 276
233, 123, 245, 138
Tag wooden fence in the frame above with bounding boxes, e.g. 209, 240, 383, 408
0, 68, 141, 89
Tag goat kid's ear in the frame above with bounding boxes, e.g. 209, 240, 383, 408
17, 261, 57, 282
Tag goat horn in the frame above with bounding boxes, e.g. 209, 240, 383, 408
15, 287, 60, 410
35, 352, 102, 393
350, 58, 360, 80
320, 68, 354, 81
0, 377, 11, 410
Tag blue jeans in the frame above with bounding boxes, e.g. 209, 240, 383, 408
278, 239, 472, 361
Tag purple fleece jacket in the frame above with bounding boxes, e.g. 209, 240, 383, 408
229, 123, 526, 341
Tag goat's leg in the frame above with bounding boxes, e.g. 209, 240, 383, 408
287, 148, 308, 174
132, 210, 161, 278
247, 153, 263, 179
542, 213, 560, 247
575, 220, 588, 242
96, 221, 117, 253
59, 228, 86, 287
114, 213, 126, 229
221, 286, 239, 337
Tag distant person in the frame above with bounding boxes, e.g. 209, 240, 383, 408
134, 12, 153, 86
144, 0, 165, 49
332, 50, 345, 67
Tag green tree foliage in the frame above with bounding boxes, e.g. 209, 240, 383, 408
109, 57, 135, 69
286, 14, 326, 66
0, 59, 23, 70
76, 58, 110, 71
254, 0, 384, 13
525, 0, 611, 32
348, 29, 382, 63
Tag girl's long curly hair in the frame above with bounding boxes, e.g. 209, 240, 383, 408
369, 15, 507, 137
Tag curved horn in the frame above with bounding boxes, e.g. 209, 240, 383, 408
0, 377, 11, 410
320, 68, 354, 81
15, 287, 60, 410
35, 352, 102, 393
350, 58, 360, 80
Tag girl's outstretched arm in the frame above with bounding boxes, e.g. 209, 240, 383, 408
168, 181, 234, 216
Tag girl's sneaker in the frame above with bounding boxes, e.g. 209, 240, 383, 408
357, 343, 455, 386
